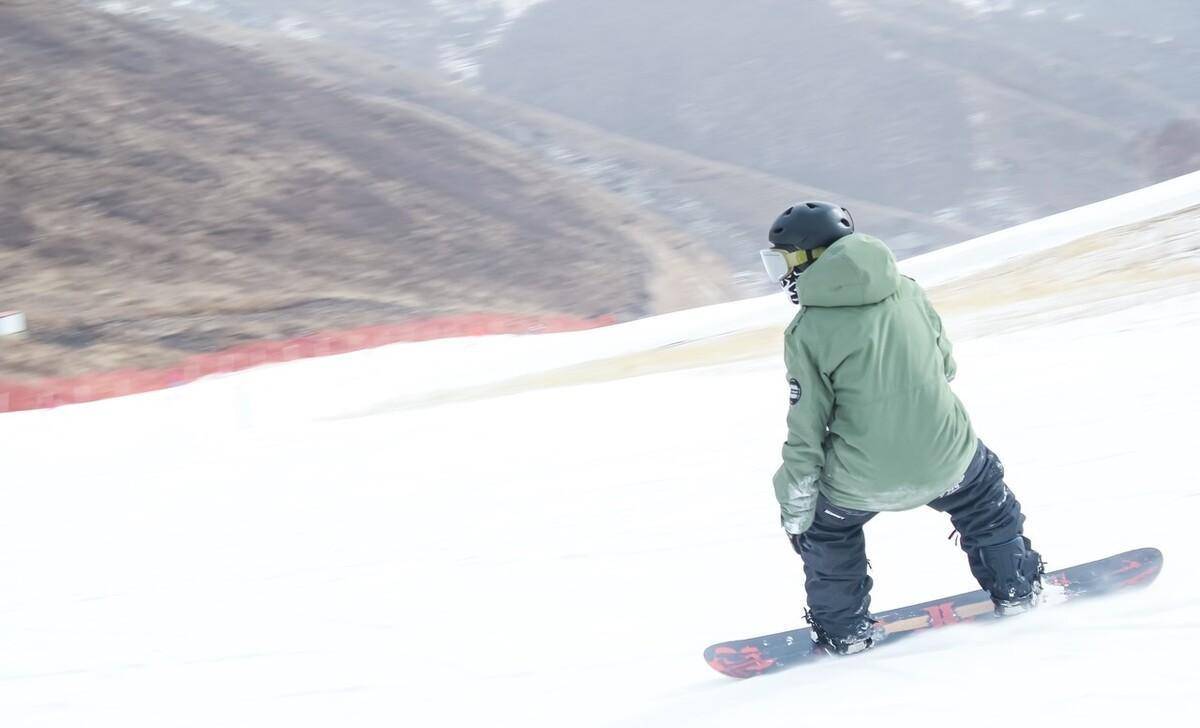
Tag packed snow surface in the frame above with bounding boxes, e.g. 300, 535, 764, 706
2, 174, 1199, 726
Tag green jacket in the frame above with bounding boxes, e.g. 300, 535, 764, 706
773, 233, 977, 534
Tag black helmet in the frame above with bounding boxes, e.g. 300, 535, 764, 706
767, 201, 854, 251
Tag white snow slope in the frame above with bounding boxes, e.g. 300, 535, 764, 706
3, 173, 1200, 727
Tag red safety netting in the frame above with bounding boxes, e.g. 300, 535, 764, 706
0, 313, 615, 413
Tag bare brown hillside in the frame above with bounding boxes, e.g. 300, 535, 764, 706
0, 1, 732, 379
113, 0, 1200, 259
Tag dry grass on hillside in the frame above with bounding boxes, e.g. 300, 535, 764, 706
0, 1, 732, 379
931, 205, 1200, 335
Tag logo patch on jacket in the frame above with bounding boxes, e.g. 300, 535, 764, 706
789, 378, 802, 405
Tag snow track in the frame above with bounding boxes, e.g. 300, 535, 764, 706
2, 175, 1200, 726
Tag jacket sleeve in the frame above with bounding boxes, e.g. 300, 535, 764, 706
773, 326, 834, 535
920, 289, 957, 382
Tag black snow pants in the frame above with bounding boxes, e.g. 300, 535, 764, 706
796, 441, 1040, 637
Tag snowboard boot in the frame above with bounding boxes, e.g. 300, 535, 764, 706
994, 579, 1044, 616
807, 612, 885, 656
978, 536, 1045, 616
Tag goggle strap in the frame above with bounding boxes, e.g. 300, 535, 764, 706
790, 246, 828, 268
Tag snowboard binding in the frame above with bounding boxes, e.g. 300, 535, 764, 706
806, 611, 886, 656
993, 579, 1044, 616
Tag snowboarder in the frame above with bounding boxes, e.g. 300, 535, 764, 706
759, 201, 1044, 656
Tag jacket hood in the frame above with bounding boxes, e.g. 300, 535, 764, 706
795, 233, 900, 307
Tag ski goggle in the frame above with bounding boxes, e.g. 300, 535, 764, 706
758, 246, 828, 282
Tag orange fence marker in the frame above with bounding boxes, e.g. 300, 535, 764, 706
0, 313, 615, 413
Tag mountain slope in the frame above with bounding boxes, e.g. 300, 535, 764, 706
481, 0, 1198, 226
0, 0, 732, 378
106, 0, 1200, 278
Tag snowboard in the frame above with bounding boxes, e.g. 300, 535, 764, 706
705, 546, 1162, 679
